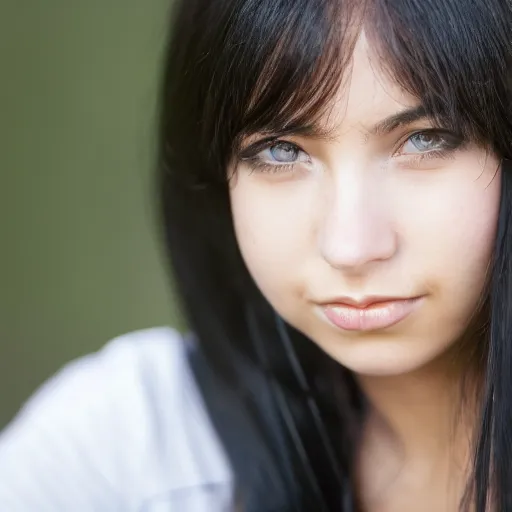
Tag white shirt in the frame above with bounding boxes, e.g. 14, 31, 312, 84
0, 328, 233, 511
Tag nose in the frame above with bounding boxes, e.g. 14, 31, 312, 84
318, 169, 397, 274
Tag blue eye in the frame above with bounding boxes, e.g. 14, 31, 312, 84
264, 142, 302, 163
394, 129, 465, 166
402, 132, 448, 154
240, 140, 310, 173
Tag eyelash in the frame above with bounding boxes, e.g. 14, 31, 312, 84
239, 130, 464, 174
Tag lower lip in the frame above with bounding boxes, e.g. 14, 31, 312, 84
322, 298, 423, 332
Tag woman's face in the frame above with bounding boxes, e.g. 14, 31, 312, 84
229, 35, 501, 376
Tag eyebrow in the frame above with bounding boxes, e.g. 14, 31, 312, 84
369, 105, 429, 136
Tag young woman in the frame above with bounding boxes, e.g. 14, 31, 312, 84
1, 0, 511, 510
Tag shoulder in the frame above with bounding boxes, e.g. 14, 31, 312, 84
25, 327, 199, 434
0, 328, 232, 511
15, 327, 192, 420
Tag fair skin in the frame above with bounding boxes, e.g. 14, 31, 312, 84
230, 33, 501, 512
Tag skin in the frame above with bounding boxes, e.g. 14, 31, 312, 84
229, 34, 501, 511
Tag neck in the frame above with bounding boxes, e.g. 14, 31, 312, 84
356, 340, 482, 465
353, 328, 487, 511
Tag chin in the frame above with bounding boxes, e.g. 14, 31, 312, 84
320, 336, 445, 377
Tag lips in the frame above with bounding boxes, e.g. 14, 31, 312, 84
322, 296, 423, 332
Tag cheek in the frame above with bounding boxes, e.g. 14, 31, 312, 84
398, 157, 501, 326
230, 176, 316, 297
407, 161, 499, 271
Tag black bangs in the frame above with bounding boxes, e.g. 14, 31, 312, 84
194, 0, 363, 179
368, 0, 512, 156
232, 1, 358, 140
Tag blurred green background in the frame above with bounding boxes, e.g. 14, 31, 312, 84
0, 2, 181, 427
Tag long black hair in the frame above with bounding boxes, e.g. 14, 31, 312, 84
157, 0, 512, 510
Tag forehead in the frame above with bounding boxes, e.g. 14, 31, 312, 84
320, 32, 420, 135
